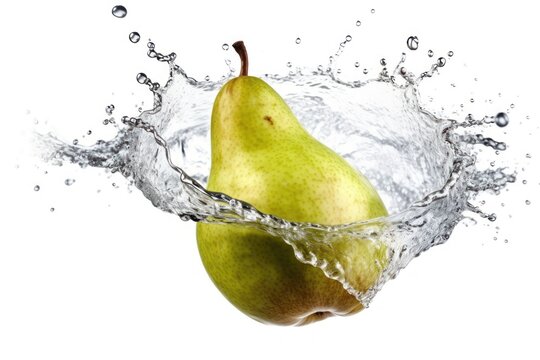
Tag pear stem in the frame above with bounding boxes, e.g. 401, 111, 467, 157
233, 41, 249, 76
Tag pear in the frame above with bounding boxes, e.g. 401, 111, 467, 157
196, 41, 388, 325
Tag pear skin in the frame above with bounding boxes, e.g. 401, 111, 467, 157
196, 41, 388, 325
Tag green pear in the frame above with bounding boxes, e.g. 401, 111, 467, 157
196, 41, 388, 325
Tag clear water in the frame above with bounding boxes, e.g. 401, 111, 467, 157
35, 33, 520, 307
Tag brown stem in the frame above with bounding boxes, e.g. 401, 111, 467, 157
233, 41, 249, 76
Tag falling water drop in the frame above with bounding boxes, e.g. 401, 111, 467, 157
34, 185, 40, 191
428, 49, 434, 57
222, 43, 229, 51
136, 73, 148, 84
129, 32, 140, 43
111, 5, 127, 18
406, 36, 419, 50
525, 200, 531, 205
286, 62, 292, 68
448, 50, 454, 57
354, 61, 360, 68
87, 130, 92, 135
371, 8, 376, 14
50, 207, 55, 212
105, 104, 115, 115
72, 139, 79, 145
356, 20, 362, 26
494, 112, 509, 127
380, 58, 387, 66
345, 35, 352, 42
65, 179, 76, 186
363, 68, 368, 74
437, 57, 446, 67
295, 37, 301, 44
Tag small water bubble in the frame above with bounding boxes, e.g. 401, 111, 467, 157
494, 112, 509, 127
437, 57, 446, 67
526, 200, 531, 205
105, 104, 115, 115
72, 139, 79, 145
112, 5, 127, 18
487, 214, 497, 222
345, 35, 352, 42
222, 43, 229, 51
490, 161, 495, 167
526, 153, 531, 158
147, 41, 155, 50
87, 130, 92, 135
103, 119, 109, 125
400, 67, 407, 75
136, 73, 148, 84
65, 179, 76, 186
406, 36, 419, 50
470, 98, 475, 103
363, 68, 368, 74
50, 207, 55, 212
34, 185, 40, 191
129, 32, 140, 43
510, 103, 515, 109
522, 180, 527, 184
493, 237, 497, 241
204, 75, 210, 81
356, 20, 362, 26
428, 49, 434, 57
295, 37, 301, 44
354, 61, 360, 68
286, 62, 292, 68
371, 8, 375, 13
380, 58, 387, 66
448, 50, 454, 57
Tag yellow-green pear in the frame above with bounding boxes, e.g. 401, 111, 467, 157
196, 41, 388, 325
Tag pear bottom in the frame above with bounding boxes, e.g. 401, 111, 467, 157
196, 222, 379, 326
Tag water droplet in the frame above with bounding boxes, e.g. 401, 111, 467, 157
286, 62, 292, 68
490, 161, 495, 167
448, 50, 454, 57
380, 58, 387, 66
356, 20, 362, 26
428, 49, 434, 57
526, 153, 531, 158
371, 8, 376, 13
129, 32, 140, 43
295, 37, 301, 44
493, 237, 497, 241
103, 119, 109, 125
65, 179, 76, 186
50, 207, 55, 212
72, 139, 79, 145
204, 75, 210, 81
136, 73, 148, 84
105, 104, 115, 115
345, 35, 352, 42
510, 103, 515, 109
406, 36, 419, 50
526, 200, 531, 205
437, 57, 446, 67
400, 67, 407, 75
470, 98, 475, 103
494, 112, 509, 127
87, 130, 92, 135
523, 180, 527, 184
111, 5, 127, 18
222, 43, 229, 51
504, 239, 509, 243
147, 41, 155, 50
34, 185, 40, 191
354, 61, 360, 68
363, 68, 368, 74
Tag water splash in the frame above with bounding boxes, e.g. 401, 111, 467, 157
35, 36, 520, 308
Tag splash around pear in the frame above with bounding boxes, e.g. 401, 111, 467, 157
196, 41, 388, 325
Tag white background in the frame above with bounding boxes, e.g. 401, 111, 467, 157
1, 1, 539, 359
